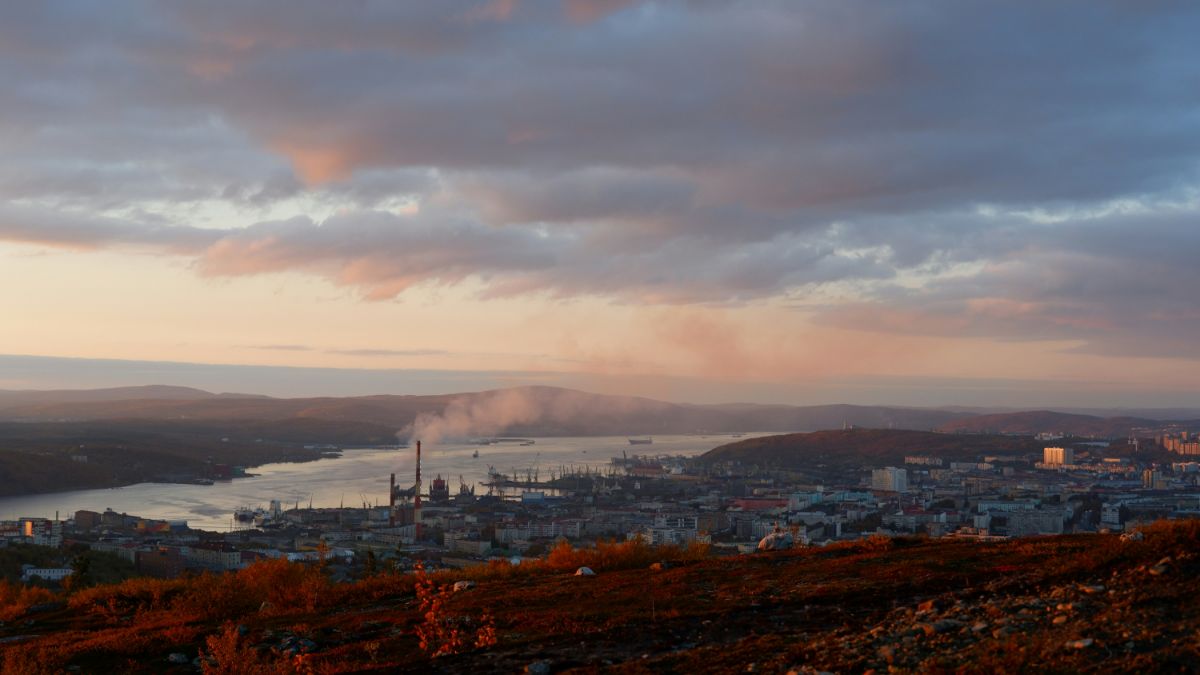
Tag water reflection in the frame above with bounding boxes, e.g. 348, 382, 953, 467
0, 434, 760, 531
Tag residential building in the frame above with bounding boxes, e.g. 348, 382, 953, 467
871, 467, 908, 493
1043, 447, 1074, 465
21, 565, 73, 583
20, 518, 63, 547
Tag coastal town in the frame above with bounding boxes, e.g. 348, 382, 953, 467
5, 429, 1200, 586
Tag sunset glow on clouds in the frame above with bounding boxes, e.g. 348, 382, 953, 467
2, 1, 1200, 404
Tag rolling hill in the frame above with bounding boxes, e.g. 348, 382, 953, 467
935, 410, 1172, 437
700, 428, 1042, 467
0, 385, 974, 436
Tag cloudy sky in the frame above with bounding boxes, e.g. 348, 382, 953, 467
2, 1, 1199, 406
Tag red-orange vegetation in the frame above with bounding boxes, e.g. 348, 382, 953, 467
412, 565, 496, 657
0, 581, 55, 623
2, 522, 1199, 673
198, 623, 295, 675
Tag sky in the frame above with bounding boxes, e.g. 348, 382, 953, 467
2, 1, 1200, 407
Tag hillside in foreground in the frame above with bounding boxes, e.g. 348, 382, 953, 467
2, 522, 1198, 673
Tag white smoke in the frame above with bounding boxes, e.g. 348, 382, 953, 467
395, 386, 666, 445
399, 388, 545, 444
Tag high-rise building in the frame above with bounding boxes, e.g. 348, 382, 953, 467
20, 518, 63, 547
1142, 469, 1167, 489
1043, 447, 1073, 465
871, 467, 908, 492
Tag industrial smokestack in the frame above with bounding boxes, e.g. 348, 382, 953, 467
389, 473, 396, 527
415, 440, 422, 541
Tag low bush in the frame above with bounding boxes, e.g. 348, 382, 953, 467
0, 580, 56, 622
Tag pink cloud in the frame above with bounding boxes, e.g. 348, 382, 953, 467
462, 0, 520, 22
564, 0, 639, 24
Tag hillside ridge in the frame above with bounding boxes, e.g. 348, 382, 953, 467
1, 522, 1197, 672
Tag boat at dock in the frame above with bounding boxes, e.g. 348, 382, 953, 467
233, 506, 261, 523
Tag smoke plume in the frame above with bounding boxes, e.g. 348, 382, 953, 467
396, 385, 661, 444
400, 388, 546, 444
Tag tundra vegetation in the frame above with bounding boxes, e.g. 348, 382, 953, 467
0, 524, 1198, 672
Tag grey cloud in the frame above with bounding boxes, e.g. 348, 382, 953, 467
327, 349, 450, 357
193, 211, 560, 300
1, 1, 1199, 356
6, 2, 1199, 215
817, 209, 1200, 358
249, 344, 313, 352
0, 205, 217, 251
0, 200, 892, 304
191, 209, 888, 304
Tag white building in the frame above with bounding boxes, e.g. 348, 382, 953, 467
871, 467, 908, 493
639, 527, 699, 546
904, 456, 943, 467
440, 528, 491, 555
21, 565, 73, 583
183, 543, 243, 571
1101, 502, 1123, 529
1006, 509, 1065, 537
495, 525, 530, 544
1043, 447, 1074, 465
949, 462, 994, 471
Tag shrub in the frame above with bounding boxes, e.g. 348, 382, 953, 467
540, 537, 706, 574
67, 576, 180, 619
0, 643, 58, 675
199, 623, 282, 674
172, 559, 333, 621
413, 565, 497, 657
0, 580, 55, 622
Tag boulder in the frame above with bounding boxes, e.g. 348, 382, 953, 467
1066, 638, 1094, 649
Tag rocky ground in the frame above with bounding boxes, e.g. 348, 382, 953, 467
2, 522, 1199, 673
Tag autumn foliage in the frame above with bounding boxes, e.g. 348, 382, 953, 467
3, 522, 1199, 673
413, 566, 496, 657
0, 581, 55, 623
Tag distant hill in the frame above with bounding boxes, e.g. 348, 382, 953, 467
0, 384, 1191, 441
700, 428, 1040, 467
935, 410, 1166, 437
0, 417, 400, 497
1052, 406, 1200, 420
0, 385, 972, 436
699, 403, 964, 433
0, 385, 232, 408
